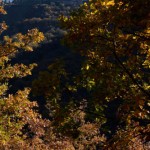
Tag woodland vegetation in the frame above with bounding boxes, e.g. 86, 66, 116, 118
0, 0, 150, 149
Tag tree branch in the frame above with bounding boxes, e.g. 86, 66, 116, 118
93, 33, 150, 98
112, 39, 150, 98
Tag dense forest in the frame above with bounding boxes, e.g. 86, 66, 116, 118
0, 0, 150, 149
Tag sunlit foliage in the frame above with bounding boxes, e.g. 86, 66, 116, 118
0, 6, 50, 149
1, 0, 150, 149
33, 0, 150, 149
59, 0, 150, 149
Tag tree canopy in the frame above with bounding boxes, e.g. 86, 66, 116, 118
31, 0, 150, 149
0, 0, 150, 149
59, 0, 150, 148
0, 6, 49, 149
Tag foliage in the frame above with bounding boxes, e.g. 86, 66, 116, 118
33, 0, 150, 149
0, 6, 51, 149
1, 2, 78, 86
32, 59, 106, 149
1, 0, 150, 149
0, 89, 49, 149
0, 6, 82, 150
59, 0, 150, 149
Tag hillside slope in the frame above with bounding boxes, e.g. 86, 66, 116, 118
1, 2, 82, 93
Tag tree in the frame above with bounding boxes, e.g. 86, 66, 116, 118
0, 6, 50, 149
59, 0, 150, 149
0, 6, 84, 150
